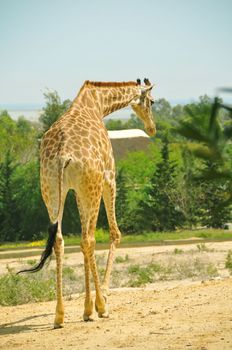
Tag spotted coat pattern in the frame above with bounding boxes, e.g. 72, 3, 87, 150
40, 80, 156, 327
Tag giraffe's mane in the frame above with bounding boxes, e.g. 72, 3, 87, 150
84, 80, 138, 88
76, 80, 139, 99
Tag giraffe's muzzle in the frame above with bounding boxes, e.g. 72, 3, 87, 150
146, 126, 156, 137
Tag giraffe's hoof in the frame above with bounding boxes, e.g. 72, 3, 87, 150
83, 313, 94, 322
54, 322, 64, 329
95, 302, 109, 318
98, 310, 109, 319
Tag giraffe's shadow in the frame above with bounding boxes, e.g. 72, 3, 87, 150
0, 313, 84, 335
0, 313, 54, 335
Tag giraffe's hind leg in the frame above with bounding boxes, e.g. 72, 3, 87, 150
102, 177, 121, 295
75, 192, 94, 321
76, 180, 109, 320
53, 219, 65, 328
42, 183, 67, 328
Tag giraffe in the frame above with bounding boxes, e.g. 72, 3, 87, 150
18, 78, 156, 328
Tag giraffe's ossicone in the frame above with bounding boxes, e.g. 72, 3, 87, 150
18, 78, 156, 328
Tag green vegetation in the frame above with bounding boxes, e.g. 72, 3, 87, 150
39, 90, 72, 132
173, 248, 183, 254
115, 254, 129, 263
173, 258, 218, 280
0, 228, 232, 250
0, 245, 222, 306
0, 91, 231, 244
0, 270, 55, 306
196, 243, 213, 252
225, 250, 232, 271
128, 262, 163, 287
0, 92, 230, 308
138, 136, 182, 231
0, 265, 82, 306
127, 257, 218, 287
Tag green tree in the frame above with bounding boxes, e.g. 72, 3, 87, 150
172, 104, 184, 120
139, 136, 183, 231
0, 151, 18, 241
177, 148, 201, 228
62, 190, 81, 234
0, 111, 38, 163
124, 114, 144, 129
105, 119, 124, 130
115, 168, 129, 230
176, 96, 232, 228
199, 165, 231, 228
39, 90, 72, 131
13, 161, 48, 240
153, 98, 172, 120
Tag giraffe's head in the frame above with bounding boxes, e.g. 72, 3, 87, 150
130, 78, 156, 136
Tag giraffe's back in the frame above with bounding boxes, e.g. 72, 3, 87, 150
40, 112, 115, 197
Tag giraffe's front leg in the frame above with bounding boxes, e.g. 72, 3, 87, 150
102, 180, 121, 295
54, 233, 65, 328
87, 237, 109, 318
102, 225, 121, 295
81, 244, 94, 321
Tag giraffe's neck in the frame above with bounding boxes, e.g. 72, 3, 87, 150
73, 82, 139, 118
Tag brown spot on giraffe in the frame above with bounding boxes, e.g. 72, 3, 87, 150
19, 79, 156, 328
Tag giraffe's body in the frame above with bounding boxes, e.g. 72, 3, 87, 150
20, 79, 156, 327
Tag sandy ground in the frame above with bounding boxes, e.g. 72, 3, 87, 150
1, 279, 232, 350
1, 242, 232, 349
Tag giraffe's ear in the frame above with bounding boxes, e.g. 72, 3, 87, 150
144, 78, 151, 86
141, 78, 155, 92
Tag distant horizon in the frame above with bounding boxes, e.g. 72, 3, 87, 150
1, 95, 232, 111
2, 93, 232, 123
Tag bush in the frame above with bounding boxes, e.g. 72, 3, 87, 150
0, 271, 55, 306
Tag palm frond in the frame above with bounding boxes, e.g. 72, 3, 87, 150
218, 87, 232, 94
191, 145, 223, 163
224, 125, 232, 139
209, 98, 220, 133
195, 168, 232, 181
177, 123, 210, 144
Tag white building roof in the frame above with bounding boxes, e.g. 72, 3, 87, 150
108, 129, 149, 139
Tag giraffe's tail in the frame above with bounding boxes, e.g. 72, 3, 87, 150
17, 156, 70, 274
17, 222, 58, 274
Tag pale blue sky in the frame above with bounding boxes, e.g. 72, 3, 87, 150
0, 0, 231, 106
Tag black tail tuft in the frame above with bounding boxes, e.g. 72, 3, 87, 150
17, 222, 58, 274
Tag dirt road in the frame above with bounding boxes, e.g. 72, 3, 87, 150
1, 277, 232, 350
